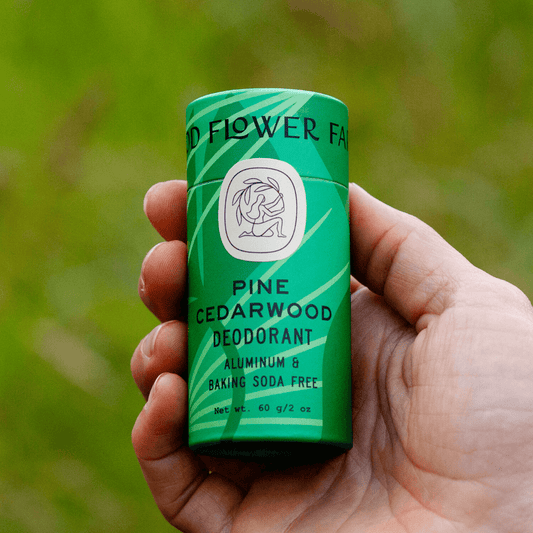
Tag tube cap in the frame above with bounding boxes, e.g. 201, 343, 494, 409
186, 88, 348, 189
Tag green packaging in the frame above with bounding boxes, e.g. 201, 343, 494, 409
186, 89, 351, 459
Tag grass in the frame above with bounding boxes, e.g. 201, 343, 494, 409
1, 0, 532, 531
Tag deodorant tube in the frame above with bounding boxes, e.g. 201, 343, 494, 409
186, 88, 351, 459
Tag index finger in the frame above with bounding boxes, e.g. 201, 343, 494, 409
349, 183, 475, 325
143, 180, 187, 242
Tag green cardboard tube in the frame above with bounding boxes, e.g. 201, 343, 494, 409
186, 89, 352, 460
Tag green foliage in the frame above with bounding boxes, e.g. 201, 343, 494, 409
1, 0, 532, 531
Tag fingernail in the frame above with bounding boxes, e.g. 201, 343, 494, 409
144, 242, 165, 264
144, 372, 166, 411
139, 274, 146, 296
141, 324, 164, 359
139, 242, 165, 299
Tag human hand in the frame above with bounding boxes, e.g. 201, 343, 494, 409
132, 180, 533, 532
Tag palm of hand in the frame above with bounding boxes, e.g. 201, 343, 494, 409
198, 290, 533, 532
132, 181, 533, 532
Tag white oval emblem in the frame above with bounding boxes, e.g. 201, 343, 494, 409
218, 158, 307, 262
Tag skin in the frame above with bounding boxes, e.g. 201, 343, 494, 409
131, 180, 533, 532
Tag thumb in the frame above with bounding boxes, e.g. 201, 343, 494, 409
349, 183, 474, 326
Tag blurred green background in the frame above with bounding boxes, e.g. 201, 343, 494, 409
1, 0, 532, 531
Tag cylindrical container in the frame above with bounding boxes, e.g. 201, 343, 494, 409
186, 89, 351, 460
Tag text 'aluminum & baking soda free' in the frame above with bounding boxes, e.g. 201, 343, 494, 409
186, 89, 351, 460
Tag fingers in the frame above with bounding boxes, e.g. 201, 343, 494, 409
131, 320, 187, 400
349, 183, 475, 325
350, 275, 363, 294
144, 180, 187, 242
132, 373, 245, 532
139, 239, 187, 322
140, 180, 188, 321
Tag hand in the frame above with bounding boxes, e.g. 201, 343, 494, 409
131, 180, 533, 532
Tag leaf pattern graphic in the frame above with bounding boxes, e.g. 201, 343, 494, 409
232, 189, 244, 206
255, 185, 271, 192
243, 178, 262, 185
244, 186, 251, 204
236, 206, 243, 225
267, 177, 280, 191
